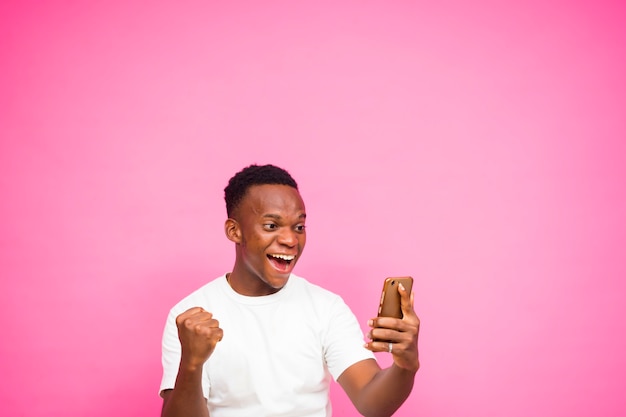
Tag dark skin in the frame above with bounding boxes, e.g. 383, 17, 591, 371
161, 184, 420, 417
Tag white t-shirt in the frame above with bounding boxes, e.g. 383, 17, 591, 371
160, 274, 375, 417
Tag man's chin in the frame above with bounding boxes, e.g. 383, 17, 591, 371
264, 272, 291, 290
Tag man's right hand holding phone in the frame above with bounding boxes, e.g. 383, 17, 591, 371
365, 282, 420, 372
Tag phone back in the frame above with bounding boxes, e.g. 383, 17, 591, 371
377, 276, 413, 318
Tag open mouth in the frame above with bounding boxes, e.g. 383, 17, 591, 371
267, 254, 296, 272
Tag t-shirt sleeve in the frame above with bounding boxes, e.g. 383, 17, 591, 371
322, 296, 376, 381
159, 308, 181, 395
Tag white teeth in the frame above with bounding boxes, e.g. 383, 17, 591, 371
270, 254, 295, 261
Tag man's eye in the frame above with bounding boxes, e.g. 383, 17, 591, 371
264, 224, 278, 230
295, 225, 306, 232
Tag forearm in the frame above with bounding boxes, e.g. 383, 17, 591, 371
355, 363, 417, 417
161, 364, 209, 417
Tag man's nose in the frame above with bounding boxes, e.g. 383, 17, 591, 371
278, 228, 297, 246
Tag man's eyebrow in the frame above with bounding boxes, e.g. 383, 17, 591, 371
262, 213, 306, 220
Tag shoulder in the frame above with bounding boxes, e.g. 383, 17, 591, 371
169, 274, 227, 315
288, 274, 354, 316
289, 274, 343, 301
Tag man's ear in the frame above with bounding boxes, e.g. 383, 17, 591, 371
225, 218, 242, 243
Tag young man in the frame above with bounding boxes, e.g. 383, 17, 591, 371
160, 164, 420, 417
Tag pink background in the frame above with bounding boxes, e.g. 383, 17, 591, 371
1, 1, 625, 416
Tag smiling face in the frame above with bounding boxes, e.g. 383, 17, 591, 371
225, 184, 306, 296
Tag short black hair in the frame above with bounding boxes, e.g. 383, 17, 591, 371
224, 164, 298, 217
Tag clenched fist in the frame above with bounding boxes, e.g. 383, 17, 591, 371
176, 307, 224, 370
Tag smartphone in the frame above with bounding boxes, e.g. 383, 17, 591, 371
377, 276, 413, 319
